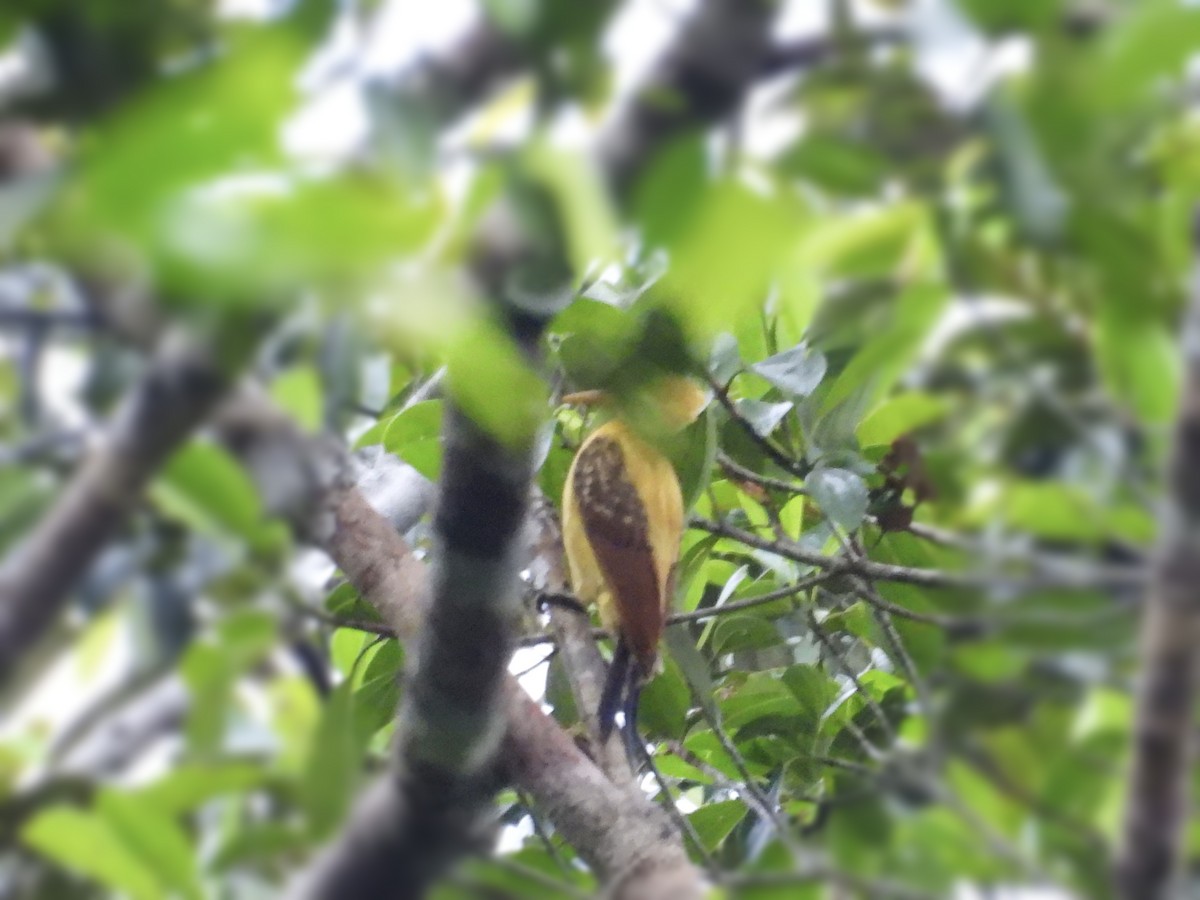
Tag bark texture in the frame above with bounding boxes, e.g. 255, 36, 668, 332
1116, 212, 1200, 899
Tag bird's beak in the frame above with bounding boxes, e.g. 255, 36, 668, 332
561, 389, 607, 407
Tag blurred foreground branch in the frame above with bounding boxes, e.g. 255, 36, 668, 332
1116, 211, 1200, 899
0, 329, 234, 685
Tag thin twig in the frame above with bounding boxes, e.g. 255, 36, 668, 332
807, 609, 897, 747
691, 517, 1145, 597
705, 375, 810, 479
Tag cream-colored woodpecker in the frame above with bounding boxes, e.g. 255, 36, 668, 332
560, 376, 708, 740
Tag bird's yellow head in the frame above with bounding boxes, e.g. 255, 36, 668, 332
562, 375, 708, 435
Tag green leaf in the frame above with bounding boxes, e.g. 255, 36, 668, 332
270, 366, 324, 432
781, 664, 838, 727
806, 467, 869, 533
212, 822, 310, 871
688, 799, 749, 852
1095, 313, 1180, 426
383, 400, 445, 481
951, 641, 1027, 684
447, 321, 547, 449
856, 392, 949, 448
355, 639, 404, 739
646, 165, 807, 337
480, 0, 541, 36
670, 407, 718, 512
720, 675, 805, 732
711, 615, 783, 656
781, 134, 888, 196
798, 201, 935, 280
303, 682, 363, 838
639, 656, 692, 739
1093, 0, 1200, 111
96, 790, 201, 900
153, 441, 263, 542
750, 344, 827, 398
995, 482, 1103, 543
45, 30, 439, 304
22, 806, 161, 900
524, 138, 619, 278
132, 762, 268, 814
665, 625, 719, 721
180, 644, 233, 754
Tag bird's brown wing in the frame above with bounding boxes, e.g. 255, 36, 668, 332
571, 433, 663, 674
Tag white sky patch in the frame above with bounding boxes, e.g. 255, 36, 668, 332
511, 644, 552, 699
34, 343, 91, 430
602, 0, 696, 106
909, 0, 1033, 111
283, 78, 371, 160
360, 0, 478, 77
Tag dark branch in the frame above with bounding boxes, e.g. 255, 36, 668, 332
1116, 208, 1200, 899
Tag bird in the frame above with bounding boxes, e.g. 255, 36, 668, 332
560, 375, 708, 747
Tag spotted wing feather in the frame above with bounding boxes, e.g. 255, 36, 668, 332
571, 434, 663, 674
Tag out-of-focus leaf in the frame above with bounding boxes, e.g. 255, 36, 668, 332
355, 639, 404, 739
816, 282, 948, 448
856, 392, 948, 448
806, 467, 869, 533
180, 644, 231, 754
46, 31, 439, 303
524, 138, 619, 278
638, 148, 805, 337
383, 400, 444, 482
212, 822, 310, 871
303, 682, 362, 838
22, 806, 160, 900
720, 674, 804, 732
446, 321, 547, 449
153, 441, 263, 543
480, 0, 541, 36
1095, 313, 1180, 426
781, 134, 888, 195
798, 201, 935, 281
96, 790, 201, 900
270, 366, 323, 432
132, 762, 268, 814
951, 641, 1027, 684
1093, 0, 1200, 111
709, 332, 743, 385
750, 344, 827, 398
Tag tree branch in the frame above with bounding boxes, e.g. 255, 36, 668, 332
0, 329, 234, 685
1116, 209, 1200, 899
690, 516, 1146, 597
288, 473, 704, 899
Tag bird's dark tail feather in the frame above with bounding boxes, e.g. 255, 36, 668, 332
598, 639, 631, 743
619, 679, 644, 770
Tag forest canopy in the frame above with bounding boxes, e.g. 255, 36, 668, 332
1, 1, 1198, 898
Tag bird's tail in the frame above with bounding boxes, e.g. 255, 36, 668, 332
598, 639, 657, 774
597, 638, 631, 743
